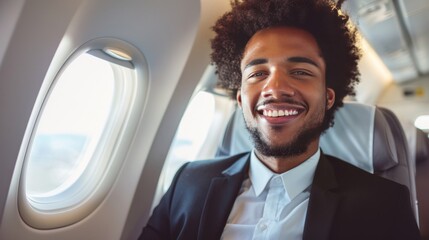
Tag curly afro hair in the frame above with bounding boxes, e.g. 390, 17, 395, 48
210, 0, 361, 130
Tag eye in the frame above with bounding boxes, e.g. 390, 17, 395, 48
291, 70, 313, 77
251, 72, 264, 77
249, 71, 267, 79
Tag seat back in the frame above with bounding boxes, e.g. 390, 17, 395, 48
216, 102, 418, 220
403, 123, 429, 236
415, 128, 429, 236
377, 108, 418, 221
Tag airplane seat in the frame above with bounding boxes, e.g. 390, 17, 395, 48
415, 128, 429, 238
400, 120, 429, 233
215, 102, 419, 221
375, 107, 419, 222
215, 103, 252, 157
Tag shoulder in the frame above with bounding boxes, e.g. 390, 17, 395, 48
167, 152, 250, 193
322, 155, 420, 239
179, 151, 250, 178
166, 152, 249, 216
325, 155, 409, 194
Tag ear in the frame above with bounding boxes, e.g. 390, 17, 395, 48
236, 89, 243, 108
326, 88, 335, 110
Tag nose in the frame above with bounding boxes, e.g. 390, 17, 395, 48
261, 70, 295, 99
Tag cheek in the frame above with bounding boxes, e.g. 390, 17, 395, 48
302, 85, 329, 112
240, 85, 260, 119
239, 85, 254, 106
298, 84, 315, 97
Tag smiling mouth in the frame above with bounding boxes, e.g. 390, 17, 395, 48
255, 97, 307, 118
261, 109, 299, 117
256, 102, 305, 119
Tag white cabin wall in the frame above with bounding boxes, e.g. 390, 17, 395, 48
377, 75, 429, 125
0, 0, 84, 229
0, 0, 25, 68
354, 38, 393, 105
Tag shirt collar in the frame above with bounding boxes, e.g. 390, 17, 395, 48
249, 149, 320, 199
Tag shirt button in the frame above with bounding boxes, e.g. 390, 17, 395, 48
258, 223, 267, 231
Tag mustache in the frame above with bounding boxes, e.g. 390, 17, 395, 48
255, 98, 307, 109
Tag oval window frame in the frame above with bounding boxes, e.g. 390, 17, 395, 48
18, 38, 148, 229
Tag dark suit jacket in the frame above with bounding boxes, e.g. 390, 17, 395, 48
140, 152, 420, 240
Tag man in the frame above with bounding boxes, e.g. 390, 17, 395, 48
140, 0, 421, 239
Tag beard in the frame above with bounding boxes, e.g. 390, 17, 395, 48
244, 113, 325, 158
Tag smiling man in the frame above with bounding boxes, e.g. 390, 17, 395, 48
238, 27, 334, 173
140, 0, 420, 239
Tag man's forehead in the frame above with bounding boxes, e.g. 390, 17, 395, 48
240, 27, 324, 70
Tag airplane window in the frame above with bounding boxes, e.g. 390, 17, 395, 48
158, 90, 235, 194
25, 53, 114, 198
19, 40, 147, 229
162, 91, 216, 191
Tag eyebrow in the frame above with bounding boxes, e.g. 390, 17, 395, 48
243, 56, 320, 70
287, 56, 320, 68
243, 58, 268, 70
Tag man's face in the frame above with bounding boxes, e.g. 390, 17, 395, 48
237, 27, 335, 158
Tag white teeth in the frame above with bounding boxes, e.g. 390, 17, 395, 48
263, 109, 299, 117
272, 110, 278, 117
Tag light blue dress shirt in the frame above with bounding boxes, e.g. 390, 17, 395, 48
221, 149, 320, 240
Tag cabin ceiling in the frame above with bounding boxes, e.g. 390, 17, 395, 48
343, 0, 429, 84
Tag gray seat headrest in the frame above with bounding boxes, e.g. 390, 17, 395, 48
320, 102, 398, 173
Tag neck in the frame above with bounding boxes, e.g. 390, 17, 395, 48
255, 140, 319, 173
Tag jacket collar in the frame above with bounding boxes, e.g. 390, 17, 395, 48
198, 152, 250, 240
303, 153, 340, 240
222, 152, 250, 176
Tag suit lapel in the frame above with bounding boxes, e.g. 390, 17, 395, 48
197, 153, 250, 240
303, 154, 340, 240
